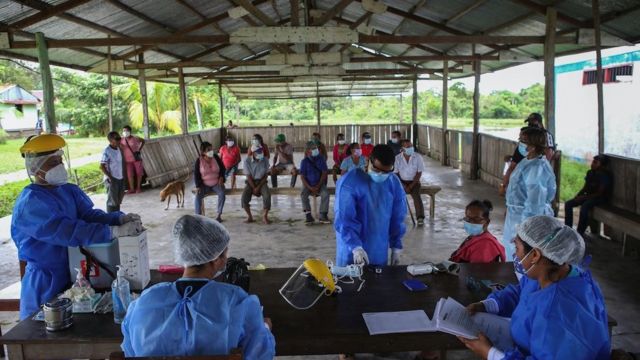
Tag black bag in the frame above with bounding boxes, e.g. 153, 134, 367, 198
125, 138, 143, 161
221, 257, 250, 292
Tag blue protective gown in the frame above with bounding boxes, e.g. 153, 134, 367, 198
487, 267, 610, 359
11, 183, 121, 319
334, 168, 407, 266
121, 279, 276, 359
503, 156, 556, 257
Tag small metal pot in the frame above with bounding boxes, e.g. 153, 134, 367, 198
43, 298, 73, 332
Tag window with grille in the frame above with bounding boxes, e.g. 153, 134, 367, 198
582, 64, 633, 85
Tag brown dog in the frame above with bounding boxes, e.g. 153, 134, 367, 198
160, 179, 185, 210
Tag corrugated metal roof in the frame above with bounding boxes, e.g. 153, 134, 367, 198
0, 0, 639, 97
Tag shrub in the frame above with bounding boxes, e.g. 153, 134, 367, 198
0, 129, 8, 145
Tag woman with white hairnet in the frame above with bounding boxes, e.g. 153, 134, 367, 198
11, 134, 141, 319
459, 216, 610, 359
121, 214, 275, 359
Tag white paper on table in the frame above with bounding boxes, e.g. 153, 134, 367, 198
362, 310, 437, 335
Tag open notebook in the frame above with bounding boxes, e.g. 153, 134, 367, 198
362, 297, 513, 352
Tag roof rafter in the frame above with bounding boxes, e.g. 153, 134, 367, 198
313, 0, 354, 26
9, 0, 92, 29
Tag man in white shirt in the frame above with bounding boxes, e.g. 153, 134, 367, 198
100, 131, 126, 212
394, 139, 425, 226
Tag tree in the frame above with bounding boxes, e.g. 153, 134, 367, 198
116, 81, 182, 134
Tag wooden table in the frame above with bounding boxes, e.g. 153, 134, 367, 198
1, 264, 517, 359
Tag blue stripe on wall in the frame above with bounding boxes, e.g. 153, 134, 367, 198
555, 50, 640, 74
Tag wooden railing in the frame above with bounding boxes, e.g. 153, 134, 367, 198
607, 155, 640, 215
416, 124, 562, 198
225, 124, 412, 150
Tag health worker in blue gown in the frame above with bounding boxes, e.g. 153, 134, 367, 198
121, 214, 275, 359
334, 144, 407, 267
11, 134, 142, 319
460, 216, 610, 360
502, 127, 556, 258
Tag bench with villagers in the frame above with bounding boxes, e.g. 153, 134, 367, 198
192, 168, 442, 218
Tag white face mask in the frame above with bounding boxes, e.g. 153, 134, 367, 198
43, 163, 68, 186
226, 141, 234, 147
206, 150, 215, 158
252, 139, 260, 146
123, 131, 131, 137
338, 140, 346, 145
364, 138, 372, 144
353, 149, 362, 157
391, 137, 398, 144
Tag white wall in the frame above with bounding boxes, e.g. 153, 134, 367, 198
556, 64, 640, 161
0, 104, 38, 131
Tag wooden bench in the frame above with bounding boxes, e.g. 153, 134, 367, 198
591, 205, 640, 257
192, 181, 442, 218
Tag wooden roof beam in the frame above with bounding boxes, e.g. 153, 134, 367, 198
9, 0, 92, 29
290, 0, 300, 26
11, 35, 229, 48
322, 12, 372, 52
350, 54, 498, 62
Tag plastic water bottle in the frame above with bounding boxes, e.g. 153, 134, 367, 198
112, 265, 131, 324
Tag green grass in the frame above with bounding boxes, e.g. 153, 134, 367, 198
560, 156, 589, 203
0, 137, 106, 175
0, 162, 105, 218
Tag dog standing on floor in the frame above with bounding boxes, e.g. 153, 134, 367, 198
160, 178, 186, 210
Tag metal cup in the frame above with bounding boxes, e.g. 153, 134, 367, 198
43, 298, 73, 332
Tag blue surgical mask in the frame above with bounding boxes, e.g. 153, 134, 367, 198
463, 221, 484, 236
311, 148, 320, 157
404, 147, 415, 156
518, 142, 529, 156
513, 250, 535, 275
369, 172, 390, 183
364, 138, 372, 145
353, 149, 362, 156
391, 138, 398, 144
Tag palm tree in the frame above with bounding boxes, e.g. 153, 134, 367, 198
116, 80, 182, 134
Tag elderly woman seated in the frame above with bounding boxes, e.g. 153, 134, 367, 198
121, 215, 275, 358
459, 215, 610, 359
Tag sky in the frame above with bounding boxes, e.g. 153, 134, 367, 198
418, 44, 640, 95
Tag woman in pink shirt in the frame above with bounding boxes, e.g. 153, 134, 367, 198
120, 125, 145, 193
194, 142, 226, 222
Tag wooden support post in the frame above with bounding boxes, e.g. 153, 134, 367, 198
35, 32, 56, 134
218, 81, 225, 146
411, 76, 418, 145
316, 81, 321, 132
544, 7, 557, 139
107, 40, 113, 131
470, 46, 481, 180
593, 0, 605, 154
138, 54, 150, 140
194, 98, 203, 130
178, 68, 189, 134
442, 61, 449, 166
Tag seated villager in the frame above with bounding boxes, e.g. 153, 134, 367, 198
300, 141, 330, 224
332, 133, 350, 183
340, 143, 367, 175
449, 200, 506, 263
564, 154, 612, 237
394, 139, 426, 226
121, 214, 275, 358
194, 141, 226, 222
270, 133, 297, 188
242, 145, 272, 224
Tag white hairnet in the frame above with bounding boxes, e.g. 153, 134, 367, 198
25, 150, 64, 176
172, 214, 230, 267
516, 215, 585, 265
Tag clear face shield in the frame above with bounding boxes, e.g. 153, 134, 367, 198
279, 259, 338, 310
25, 149, 68, 182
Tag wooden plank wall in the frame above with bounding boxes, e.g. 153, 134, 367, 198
478, 134, 517, 188
448, 130, 461, 169
140, 134, 201, 187
226, 124, 411, 151
196, 129, 222, 148
460, 131, 474, 175
416, 125, 429, 155
607, 155, 640, 215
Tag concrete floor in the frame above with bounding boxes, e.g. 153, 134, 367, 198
1, 153, 639, 359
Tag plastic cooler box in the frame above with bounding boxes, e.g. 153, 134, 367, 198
68, 230, 150, 291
